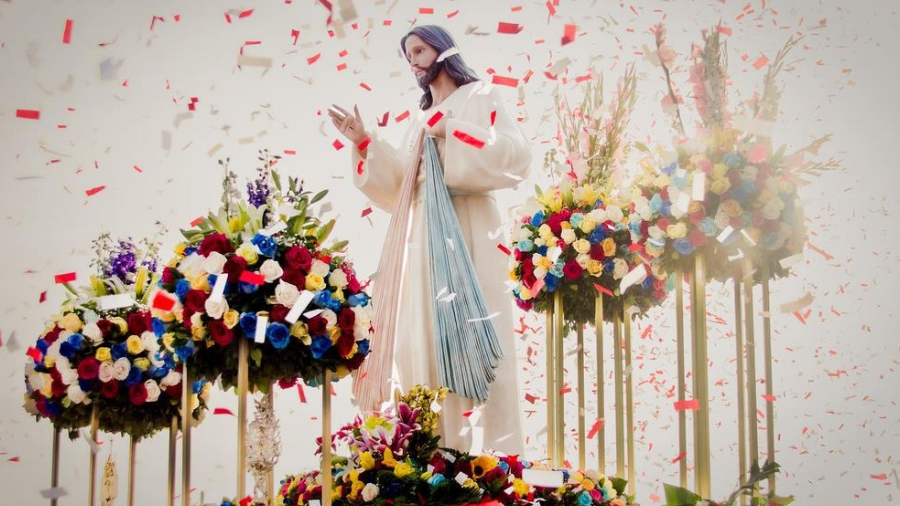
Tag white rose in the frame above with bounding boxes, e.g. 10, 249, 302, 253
714, 210, 731, 229
54, 355, 71, 373
259, 259, 284, 283
576, 253, 591, 268
275, 281, 300, 307
144, 379, 162, 403
99, 362, 115, 383
741, 166, 758, 181
67, 383, 87, 404
46, 339, 63, 361
560, 228, 577, 244
762, 201, 781, 220
160, 370, 182, 388
648, 225, 665, 241
82, 322, 104, 345
606, 205, 624, 223
354, 324, 373, 341
534, 237, 545, 247
361, 483, 380, 502
177, 253, 205, 278
190, 312, 204, 330
203, 251, 228, 275
60, 367, 79, 386
204, 297, 229, 319
328, 269, 349, 289
351, 305, 371, 326
613, 258, 629, 280
141, 331, 160, 353
310, 259, 331, 277
588, 208, 608, 223
113, 357, 131, 381
321, 309, 337, 329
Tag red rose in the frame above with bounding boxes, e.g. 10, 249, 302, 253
49, 368, 65, 397
281, 268, 306, 289
657, 217, 670, 231
345, 271, 361, 294
520, 257, 534, 275
484, 466, 507, 484
688, 210, 706, 225
336, 333, 355, 359
269, 304, 290, 323
208, 319, 234, 347
514, 248, 526, 262
128, 383, 148, 406
223, 256, 248, 283
429, 454, 448, 474
127, 311, 152, 335
522, 272, 537, 289
515, 298, 533, 312
546, 213, 563, 235
100, 380, 120, 399
338, 308, 355, 332
198, 233, 234, 257
76, 357, 100, 380
559, 208, 573, 223
43, 326, 63, 345
96, 319, 116, 338
688, 228, 707, 247
347, 352, 366, 371
589, 244, 606, 261
277, 377, 298, 389
660, 187, 669, 200
563, 259, 583, 280
284, 246, 313, 271
184, 289, 209, 314
161, 267, 177, 284
307, 315, 327, 336
164, 383, 182, 400
640, 220, 650, 238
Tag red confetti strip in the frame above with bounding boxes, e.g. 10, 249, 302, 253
762, 393, 776, 402
361, 207, 373, 218
133, 165, 143, 173
336, 63, 347, 72
151, 291, 177, 311
317, 0, 333, 25
62, 19, 73, 44
490, 110, 497, 126
16, 109, 40, 120
419, 7, 434, 14
54, 272, 77, 284
190, 216, 204, 227
356, 137, 372, 151
359, 82, 372, 91
85, 186, 106, 197
239, 271, 266, 285
356, 161, 365, 175
376, 112, 389, 127
562, 24, 577, 45
394, 110, 410, 123
284, 150, 296, 155
592, 283, 613, 297
524, 393, 538, 404
213, 408, 235, 416
587, 419, 604, 439
671, 451, 687, 464
427, 111, 444, 128
307, 53, 321, 65
674, 399, 700, 411
7, 457, 19, 463
497, 22, 523, 34
446, 10, 459, 18
332, 139, 344, 150
870, 473, 888, 481
491, 75, 519, 87
452, 130, 485, 149
545, 1, 556, 16
39, 291, 47, 303
716, 26, 733, 36
291, 29, 300, 45
497, 244, 512, 256
753, 55, 770, 70
238, 9, 254, 19
297, 384, 307, 403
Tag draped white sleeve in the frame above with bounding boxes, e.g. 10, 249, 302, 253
442, 85, 532, 192
351, 125, 416, 213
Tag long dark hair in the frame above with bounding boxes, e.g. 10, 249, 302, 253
400, 25, 480, 110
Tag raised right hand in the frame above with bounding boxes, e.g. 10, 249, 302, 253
328, 103, 368, 146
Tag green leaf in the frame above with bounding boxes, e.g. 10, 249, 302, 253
611, 477, 628, 497
663, 483, 702, 506
316, 219, 335, 243
768, 494, 794, 506
326, 240, 349, 254
271, 170, 282, 191
310, 189, 329, 205
534, 184, 544, 199
250, 348, 263, 368
634, 141, 650, 153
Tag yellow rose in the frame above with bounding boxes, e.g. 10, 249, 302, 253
538, 224, 554, 242
462, 479, 480, 490
712, 163, 730, 179
666, 223, 687, 239
579, 216, 598, 234
191, 323, 206, 341
109, 317, 128, 334
229, 216, 243, 233
328, 325, 341, 344
59, 313, 83, 333
359, 451, 375, 470
162, 333, 175, 351
509, 268, 519, 281
394, 462, 414, 479
39, 374, 54, 397
778, 179, 796, 195
133, 357, 151, 371
126, 335, 145, 355
601, 237, 617, 257
512, 479, 531, 497
687, 201, 704, 215
382, 448, 398, 468
44, 356, 56, 368
581, 479, 595, 491
95, 347, 112, 362
305, 273, 326, 291
573, 239, 591, 255
653, 173, 671, 188
587, 260, 603, 276
223, 309, 240, 329
173, 307, 184, 323
291, 322, 312, 345
720, 199, 743, 218
190, 274, 210, 291
710, 178, 731, 195
236, 244, 259, 265
517, 288, 532, 301
174, 242, 187, 256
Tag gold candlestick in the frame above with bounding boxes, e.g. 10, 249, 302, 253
322, 370, 333, 506
761, 261, 776, 493
577, 324, 586, 471
613, 309, 624, 479
624, 314, 635, 495
168, 416, 177, 506
675, 268, 688, 488
128, 436, 137, 506
733, 276, 748, 505
88, 404, 99, 506
594, 294, 606, 474
553, 291, 565, 466
742, 255, 760, 497
546, 306, 556, 465
691, 256, 711, 498
181, 364, 192, 506
237, 338, 250, 499
51, 427, 60, 506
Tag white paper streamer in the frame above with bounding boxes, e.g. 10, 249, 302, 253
522, 469, 565, 488
97, 293, 135, 311
692, 172, 706, 201
285, 291, 316, 324
209, 275, 229, 303
254, 315, 268, 344
619, 264, 648, 294
436, 47, 459, 62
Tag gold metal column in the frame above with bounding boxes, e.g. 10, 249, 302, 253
266, 388, 276, 503
675, 268, 687, 488
128, 436, 137, 506
613, 309, 624, 478
88, 405, 99, 506
691, 256, 711, 498
546, 305, 556, 465
742, 256, 760, 483
553, 291, 566, 466
51, 427, 60, 506
734, 276, 748, 505
577, 324, 586, 470
167, 416, 177, 506
623, 314, 635, 495
237, 338, 250, 499
181, 364, 192, 506
595, 294, 606, 474
761, 261, 776, 493
322, 369, 333, 506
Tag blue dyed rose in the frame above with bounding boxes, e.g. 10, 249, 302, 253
531, 211, 544, 228
661, 162, 677, 176
537, 245, 548, 256
697, 217, 718, 237
722, 152, 742, 168
124, 366, 143, 387
544, 274, 560, 292
239, 312, 257, 336
589, 227, 607, 245
649, 193, 663, 214
112, 342, 129, 360
517, 239, 535, 253
348, 293, 369, 307
569, 213, 584, 229
310, 336, 332, 359
192, 379, 205, 394
151, 318, 166, 338
175, 278, 191, 300
313, 290, 332, 309
251, 234, 278, 258
674, 238, 695, 255
357, 339, 370, 356
578, 491, 593, 506
428, 474, 447, 487
175, 345, 194, 363
238, 282, 259, 295
266, 322, 291, 350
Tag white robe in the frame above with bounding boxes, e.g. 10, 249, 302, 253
351, 80, 532, 455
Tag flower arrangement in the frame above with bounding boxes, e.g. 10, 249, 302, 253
663, 460, 791, 506
508, 182, 669, 328
277, 386, 632, 506
634, 26, 838, 282
23, 232, 208, 439
152, 150, 373, 392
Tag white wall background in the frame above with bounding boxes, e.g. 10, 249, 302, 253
1, 0, 898, 504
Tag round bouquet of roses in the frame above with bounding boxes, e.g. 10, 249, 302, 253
24, 234, 208, 439
153, 152, 373, 392
508, 181, 668, 330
